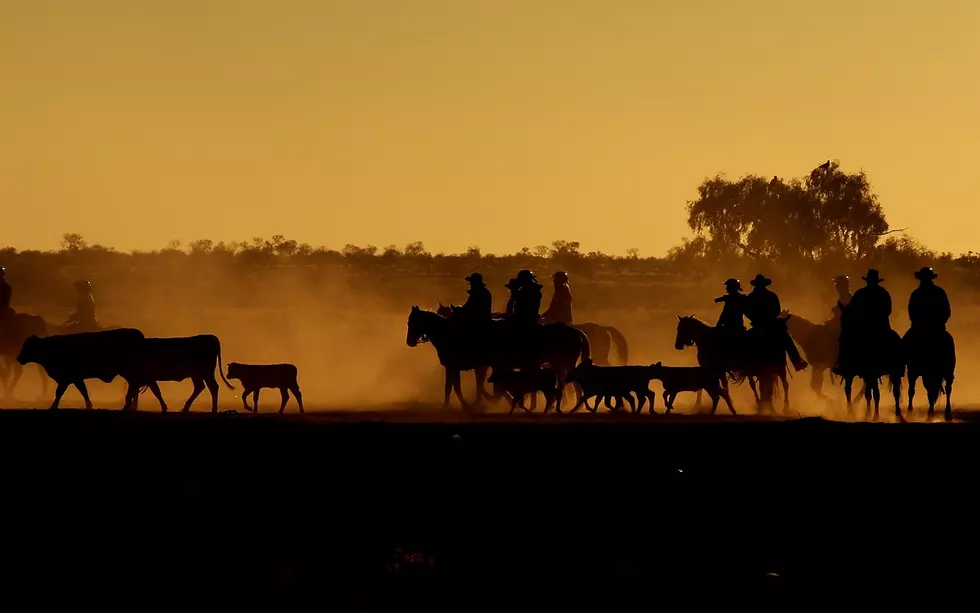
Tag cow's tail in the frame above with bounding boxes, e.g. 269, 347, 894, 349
216, 338, 235, 390
603, 325, 628, 365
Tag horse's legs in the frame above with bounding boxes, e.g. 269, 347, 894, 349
891, 375, 902, 419
810, 367, 825, 399
944, 377, 953, 422
719, 386, 736, 415
780, 371, 790, 413
474, 367, 489, 406
443, 368, 453, 407
709, 392, 720, 415
907, 372, 917, 415
451, 371, 470, 410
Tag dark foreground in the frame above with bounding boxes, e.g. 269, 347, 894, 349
3, 408, 980, 610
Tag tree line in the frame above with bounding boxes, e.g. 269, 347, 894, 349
4, 159, 980, 315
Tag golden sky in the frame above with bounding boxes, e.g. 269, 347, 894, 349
2, 0, 978, 256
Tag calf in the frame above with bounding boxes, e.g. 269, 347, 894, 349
129, 335, 234, 413
226, 362, 304, 414
565, 363, 657, 414
16, 328, 146, 409
487, 367, 561, 415
649, 362, 734, 415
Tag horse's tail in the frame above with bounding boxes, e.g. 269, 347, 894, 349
577, 327, 592, 365
603, 325, 628, 365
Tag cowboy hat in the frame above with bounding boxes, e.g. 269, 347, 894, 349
504, 278, 520, 289
914, 266, 938, 280
464, 272, 485, 284
749, 274, 771, 287
861, 269, 884, 283
723, 278, 743, 291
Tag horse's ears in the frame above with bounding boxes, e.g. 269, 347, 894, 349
676, 314, 681, 321
411, 305, 419, 312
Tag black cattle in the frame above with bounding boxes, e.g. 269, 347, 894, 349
130, 334, 235, 413
16, 328, 146, 409
226, 362, 304, 414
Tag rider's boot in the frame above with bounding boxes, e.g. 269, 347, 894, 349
785, 334, 808, 371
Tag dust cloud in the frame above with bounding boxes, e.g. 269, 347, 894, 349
6, 260, 980, 417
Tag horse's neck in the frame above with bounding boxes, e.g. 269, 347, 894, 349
689, 319, 714, 341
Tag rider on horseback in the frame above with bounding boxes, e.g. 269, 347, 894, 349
503, 278, 520, 318
540, 271, 573, 324
456, 273, 493, 326
715, 278, 746, 332
512, 270, 543, 325
66, 279, 99, 332
907, 266, 951, 341
0, 266, 11, 320
838, 268, 894, 375
743, 274, 807, 372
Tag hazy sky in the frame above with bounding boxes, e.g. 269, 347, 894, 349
2, 1, 978, 256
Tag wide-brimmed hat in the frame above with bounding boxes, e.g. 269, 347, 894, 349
464, 272, 485, 285
914, 266, 938, 281
862, 269, 884, 284
749, 274, 771, 287
723, 278, 743, 292
504, 278, 520, 290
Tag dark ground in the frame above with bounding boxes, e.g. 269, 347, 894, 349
2, 407, 980, 610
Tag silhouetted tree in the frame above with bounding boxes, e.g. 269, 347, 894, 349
61, 233, 87, 253
687, 160, 892, 263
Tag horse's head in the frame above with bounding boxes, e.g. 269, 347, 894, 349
674, 314, 698, 350
407, 305, 445, 347
436, 302, 453, 318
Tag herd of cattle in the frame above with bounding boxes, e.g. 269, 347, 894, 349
12, 328, 304, 413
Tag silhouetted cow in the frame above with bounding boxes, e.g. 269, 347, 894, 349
130, 334, 234, 413
16, 328, 146, 409
226, 362, 304, 414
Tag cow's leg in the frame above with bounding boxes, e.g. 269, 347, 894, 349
252, 388, 261, 413
662, 391, 672, 414
76, 380, 94, 410
278, 388, 289, 414
205, 376, 220, 413
242, 389, 253, 412
147, 381, 167, 412
182, 378, 206, 412
50, 381, 70, 410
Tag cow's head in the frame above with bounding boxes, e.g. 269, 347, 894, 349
16, 335, 43, 366
226, 362, 242, 380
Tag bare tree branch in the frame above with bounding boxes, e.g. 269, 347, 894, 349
877, 227, 907, 237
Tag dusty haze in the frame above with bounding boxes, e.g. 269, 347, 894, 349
6, 251, 979, 417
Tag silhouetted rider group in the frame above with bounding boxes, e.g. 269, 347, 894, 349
713, 274, 808, 372
829, 267, 951, 376
453, 269, 575, 332
0, 269, 101, 343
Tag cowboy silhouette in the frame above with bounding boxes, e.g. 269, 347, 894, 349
456, 273, 493, 327
846, 268, 891, 336
908, 267, 950, 335
715, 278, 746, 333
541, 271, 572, 324
512, 269, 542, 325
0, 266, 11, 320
66, 279, 99, 331
503, 278, 520, 319
743, 273, 807, 372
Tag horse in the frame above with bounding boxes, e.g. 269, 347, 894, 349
903, 326, 955, 421
438, 303, 619, 409
673, 315, 790, 413
0, 313, 125, 401
780, 310, 840, 399
438, 304, 627, 365
836, 326, 904, 421
407, 306, 591, 411
0, 312, 53, 399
